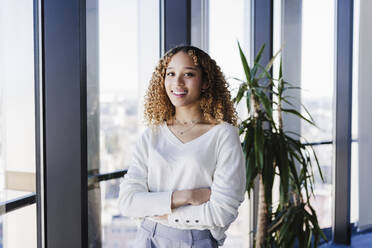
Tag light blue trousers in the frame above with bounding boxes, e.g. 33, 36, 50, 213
134, 218, 219, 248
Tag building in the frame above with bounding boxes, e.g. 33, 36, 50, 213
1, 0, 371, 247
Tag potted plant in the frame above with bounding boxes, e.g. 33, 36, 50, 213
233, 42, 327, 247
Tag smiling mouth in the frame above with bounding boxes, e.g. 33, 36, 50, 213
171, 90, 188, 97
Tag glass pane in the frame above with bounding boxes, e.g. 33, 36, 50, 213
100, 179, 140, 247
301, 0, 335, 228
0, 0, 37, 247
209, 0, 251, 247
1, 203, 36, 248
308, 144, 332, 228
209, 0, 251, 121
350, 0, 360, 225
86, 0, 160, 246
301, 0, 335, 143
350, 142, 358, 224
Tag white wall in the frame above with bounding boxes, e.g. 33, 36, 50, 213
357, 0, 372, 231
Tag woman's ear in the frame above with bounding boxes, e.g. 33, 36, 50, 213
201, 82, 209, 91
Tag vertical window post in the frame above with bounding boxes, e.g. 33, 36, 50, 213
250, 0, 273, 245
160, 0, 191, 55
332, 0, 353, 245
42, 0, 88, 246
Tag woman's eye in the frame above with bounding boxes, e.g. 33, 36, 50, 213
166, 72, 194, 77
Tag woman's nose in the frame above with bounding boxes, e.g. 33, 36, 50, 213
174, 75, 185, 85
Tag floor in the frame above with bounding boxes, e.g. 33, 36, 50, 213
319, 232, 372, 247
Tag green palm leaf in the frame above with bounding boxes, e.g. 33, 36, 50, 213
234, 42, 324, 247
237, 41, 251, 85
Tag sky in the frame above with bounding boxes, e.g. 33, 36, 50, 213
98, 0, 337, 99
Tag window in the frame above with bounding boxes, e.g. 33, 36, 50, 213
86, 0, 160, 246
0, 0, 37, 247
350, 0, 360, 225
209, 0, 251, 246
300, 0, 335, 228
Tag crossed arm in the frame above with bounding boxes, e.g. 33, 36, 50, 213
118, 126, 246, 228
154, 188, 211, 220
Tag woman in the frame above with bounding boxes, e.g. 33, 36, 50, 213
118, 45, 246, 247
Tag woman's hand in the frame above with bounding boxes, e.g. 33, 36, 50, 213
153, 188, 211, 220
154, 214, 168, 220
171, 190, 192, 209
188, 187, 211, 205
170, 187, 211, 209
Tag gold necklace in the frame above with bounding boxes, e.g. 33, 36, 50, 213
172, 117, 202, 135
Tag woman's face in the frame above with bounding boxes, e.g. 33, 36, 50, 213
164, 51, 208, 109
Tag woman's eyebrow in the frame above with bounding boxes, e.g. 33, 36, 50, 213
166, 66, 198, 71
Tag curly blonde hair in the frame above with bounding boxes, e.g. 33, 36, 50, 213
143, 45, 238, 128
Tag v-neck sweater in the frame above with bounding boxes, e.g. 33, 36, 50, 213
118, 121, 246, 246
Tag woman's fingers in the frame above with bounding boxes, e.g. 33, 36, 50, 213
153, 214, 168, 220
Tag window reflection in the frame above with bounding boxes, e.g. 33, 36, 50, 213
87, 0, 160, 247
0, 0, 37, 247
307, 145, 333, 228
209, 0, 251, 247
301, 0, 335, 228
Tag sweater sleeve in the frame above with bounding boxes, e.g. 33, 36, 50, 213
117, 129, 173, 219
167, 125, 247, 229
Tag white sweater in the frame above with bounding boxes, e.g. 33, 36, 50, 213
118, 121, 246, 246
